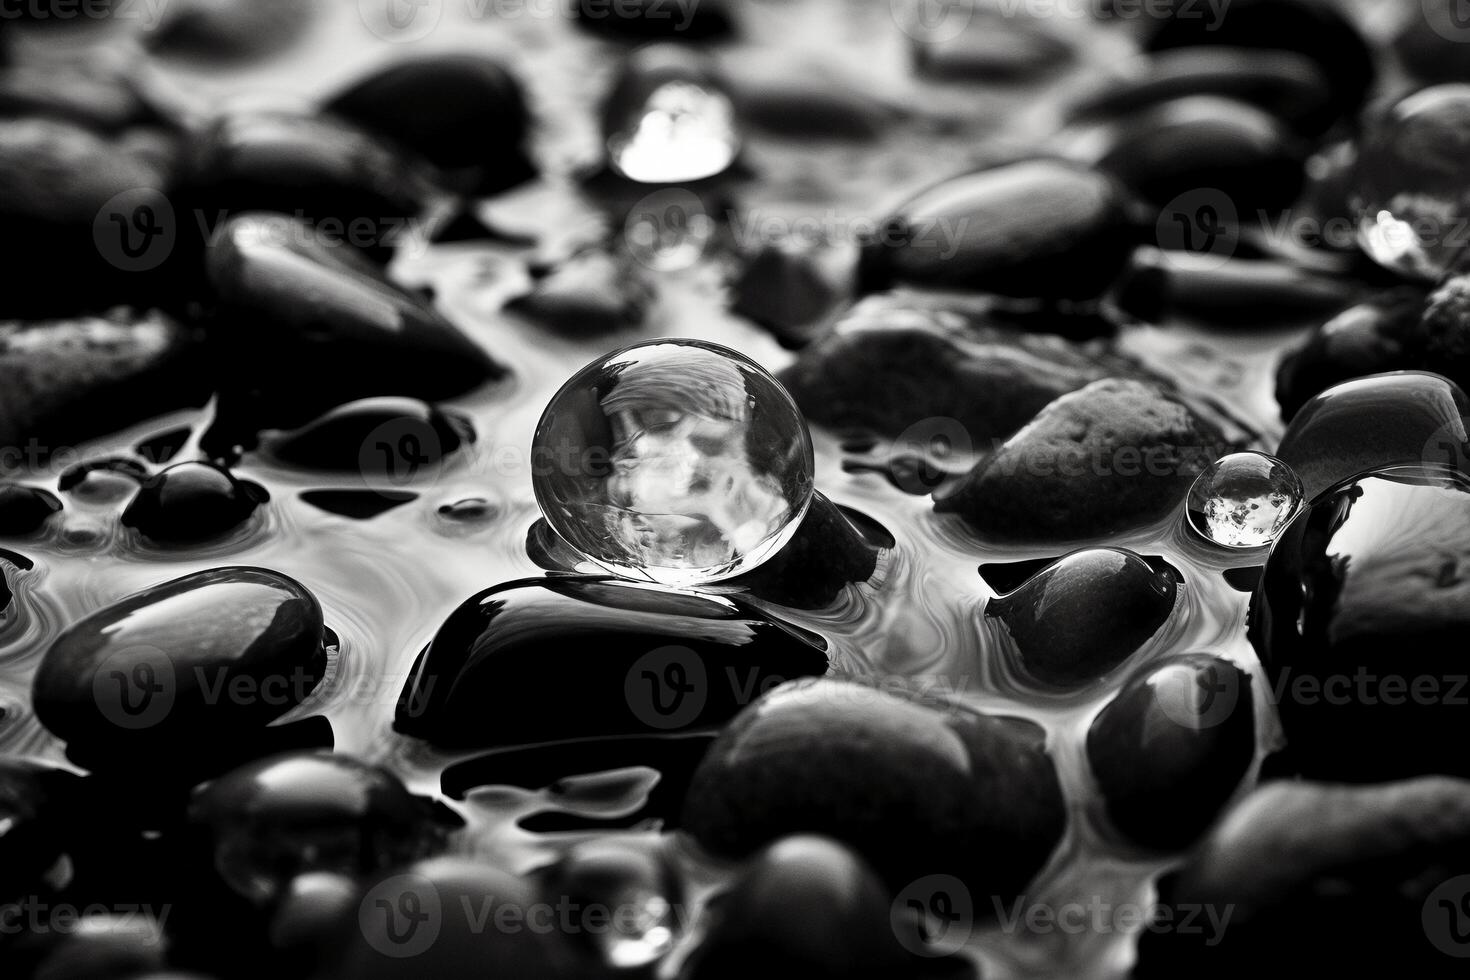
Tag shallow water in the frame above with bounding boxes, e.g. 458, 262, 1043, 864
0, 2, 1330, 977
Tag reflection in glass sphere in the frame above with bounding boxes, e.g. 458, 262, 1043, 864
1186, 451, 1304, 549
533, 339, 815, 585
1351, 84, 1470, 279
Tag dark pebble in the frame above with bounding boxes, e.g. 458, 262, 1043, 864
202, 213, 503, 430
31, 566, 328, 772
188, 750, 442, 906
573, 0, 734, 42
907, 8, 1071, 81
1142, 0, 1375, 121
1249, 464, 1470, 781
537, 834, 680, 972
121, 461, 267, 544
324, 54, 536, 196
1066, 48, 1335, 136
0, 310, 203, 461
778, 291, 1147, 444
269, 397, 473, 474
988, 547, 1178, 689
0, 759, 81, 904
731, 243, 846, 349
507, 250, 653, 336
180, 111, 438, 262
1114, 249, 1357, 326
1136, 779, 1470, 979
395, 576, 828, 749
679, 836, 942, 980
1090, 95, 1305, 211
1272, 370, 1470, 500
681, 678, 1066, 901
858, 159, 1141, 300
725, 56, 901, 140
936, 378, 1231, 541
1086, 654, 1255, 849
0, 484, 62, 536
1275, 287, 1429, 420
722, 492, 883, 609
299, 489, 418, 519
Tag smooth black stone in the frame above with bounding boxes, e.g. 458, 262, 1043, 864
908, 8, 1071, 81
1272, 371, 1470, 500
574, 0, 733, 41
535, 835, 679, 970
1087, 654, 1255, 850
443, 733, 715, 828
0, 118, 180, 317
32, 567, 328, 772
0, 309, 204, 459
325, 54, 535, 196
978, 553, 1176, 594
778, 291, 1148, 443
726, 57, 901, 141
1136, 779, 1470, 979
180, 111, 438, 261
679, 836, 944, 980
268, 872, 359, 975
202, 213, 504, 426
507, 251, 652, 336
1066, 48, 1335, 136
1249, 465, 1470, 782
299, 489, 417, 519
1222, 565, 1264, 592
731, 245, 845, 349
1114, 249, 1357, 326
681, 678, 1066, 901
1274, 288, 1428, 421
136, 426, 193, 466
936, 378, 1231, 541
321, 858, 580, 980
857, 159, 1141, 301
1091, 96, 1305, 211
0, 759, 81, 904
1142, 0, 1375, 121
121, 461, 267, 544
269, 397, 472, 474
988, 548, 1178, 689
0, 484, 61, 535
395, 577, 828, 750
189, 751, 442, 905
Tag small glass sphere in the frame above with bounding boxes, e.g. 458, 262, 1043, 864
1186, 451, 1304, 549
1351, 84, 1470, 279
533, 339, 815, 586
603, 47, 739, 185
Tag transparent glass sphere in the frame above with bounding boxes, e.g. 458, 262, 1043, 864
533, 339, 815, 586
1186, 451, 1305, 549
1351, 84, 1470, 280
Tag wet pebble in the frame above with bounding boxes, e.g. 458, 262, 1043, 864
1249, 464, 1470, 782
507, 251, 653, 336
724, 55, 901, 141
0, 483, 62, 536
858, 159, 1140, 300
778, 291, 1147, 443
537, 835, 681, 971
298, 489, 417, 520
0, 309, 203, 461
268, 397, 473, 475
730, 243, 846, 349
721, 492, 883, 610
0, 759, 81, 903
1086, 654, 1255, 849
1113, 249, 1356, 326
324, 54, 536, 196
987, 547, 1177, 689
907, 8, 1071, 81
680, 836, 950, 980
31, 566, 329, 772
1066, 47, 1335, 136
121, 461, 267, 544
1087, 95, 1305, 211
574, 0, 733, 40
188, 750, 443, 906
394, 577, 828, 749
148, 0, 317, 61
180, 110, 438, 262
681, 678, 1066, 902
936, 378, 1231, 541
1274, 287, 1428, 420
202, 213, 503, 430
1272, 371, 1470, 500
1136, 778, 1470, 978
